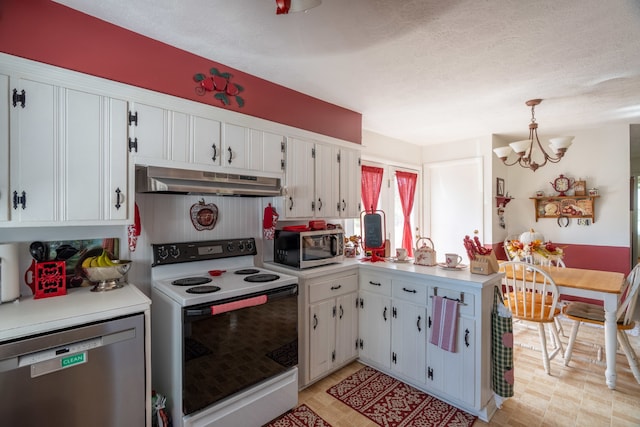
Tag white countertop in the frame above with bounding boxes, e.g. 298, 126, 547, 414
0, 284, 151, 342
265, 257, 501, 287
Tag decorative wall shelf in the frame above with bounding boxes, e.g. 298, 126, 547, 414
496, 196, 513, 208
530, 195, 600, 223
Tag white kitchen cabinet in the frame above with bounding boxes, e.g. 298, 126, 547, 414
284, 137, 315, 218
337, 147, 362, 217
391, 280, 427, 384
308, 273, 358, 383
358, 272, 392, 369
220, 123, 285, 173
129, 102, 221, 167
283, 138, 360, 219
426, 285, 476, 407
4, 73, 130, 226
0, 73, 9, 222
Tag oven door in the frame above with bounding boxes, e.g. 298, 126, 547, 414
181, 284, 298, 416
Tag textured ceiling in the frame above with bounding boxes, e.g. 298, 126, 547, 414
54, 0, 640, 146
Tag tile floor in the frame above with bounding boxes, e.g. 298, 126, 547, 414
297, 317, 640, 426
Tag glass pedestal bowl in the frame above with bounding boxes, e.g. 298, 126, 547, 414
83, 260, 132, 292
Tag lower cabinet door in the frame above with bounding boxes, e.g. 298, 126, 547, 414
335, 292, 358, 366
358, 291, 391, 368
308, 300, 334, 381
391, 300, 427, 384
426, 316, 476, 406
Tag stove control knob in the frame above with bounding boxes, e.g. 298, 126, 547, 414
246, 240, 255, 253
238, 241, 245, 251
168, 245, 180, 259
157, 246, 168, 260
226, 242, 235, 253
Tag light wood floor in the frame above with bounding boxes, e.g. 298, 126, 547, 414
297, 317, 640, 426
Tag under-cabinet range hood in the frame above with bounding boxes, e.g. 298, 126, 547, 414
135, 166, 282, 197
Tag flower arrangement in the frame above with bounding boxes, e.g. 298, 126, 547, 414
506, 239, 564, 263
344, 235, 361, 257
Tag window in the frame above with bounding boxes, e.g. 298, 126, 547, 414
350, 161, 421, 257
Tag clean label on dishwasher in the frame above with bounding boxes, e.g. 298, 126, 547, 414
30, 351, 88, 378
61, 353, 86, 368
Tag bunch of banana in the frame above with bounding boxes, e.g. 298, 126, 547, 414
82, 250, 116, 268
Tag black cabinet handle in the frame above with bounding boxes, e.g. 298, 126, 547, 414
313, 314, 318, 330
342, 199, 346, 211
368, 281, 381, 287
13, 191, 26, 210
330, 285, 342, 291
318, 198, 323, 211
212, 143, 217, 162
227, 146, 233, 164
402, 287, 417, 294
339, 305, 344, 319
288, 196, 293, 211
383, 306, 387, 321
417, 315, 422, 332
465, 328, 470, 347
115, 187, 122, 210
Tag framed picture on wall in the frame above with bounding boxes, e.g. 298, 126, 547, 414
496, 177, 505, 196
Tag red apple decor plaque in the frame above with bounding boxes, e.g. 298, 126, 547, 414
193, 68, 245, 107
190, 199, 219, 231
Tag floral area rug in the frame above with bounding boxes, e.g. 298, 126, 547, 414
327, 366, 476, 427
264, 404, 332, 427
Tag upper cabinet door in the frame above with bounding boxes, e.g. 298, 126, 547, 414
285, 137, 315, 218
249, 129, 285, 174
339, 147, 362, 218
221, 123, 248, 169
314, 143, 339, 218
192, 115, 221, 167
128, 102, 168, 161
0, 73, 9, 222
9, 77, 57, 222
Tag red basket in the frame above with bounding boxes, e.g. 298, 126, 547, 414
34, 261, 67, 299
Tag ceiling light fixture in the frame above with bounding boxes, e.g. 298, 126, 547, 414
276, 0, 322, 14
493, 99, 574, 172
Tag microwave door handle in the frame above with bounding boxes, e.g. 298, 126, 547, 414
330, 235, 338, 256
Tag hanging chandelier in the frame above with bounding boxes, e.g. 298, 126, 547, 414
493, 99, 574, 172
276, 0, 322, 14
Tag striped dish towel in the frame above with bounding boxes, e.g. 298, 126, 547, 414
429, 295, 459, 352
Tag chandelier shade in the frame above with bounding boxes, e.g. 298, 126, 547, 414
493, 99, 574, 172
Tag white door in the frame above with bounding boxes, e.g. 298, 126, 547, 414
314, 143, 338, 218
424, 157, 483, 263
221, 123, 248, 169
285, 138, 314, 218
391, 300, 427, 383
129, 102, 168, 160
0, 73, 9, 222
339, 147, 361, 218
335, 292, 358, 365
358, 291, 391, 368
308, 300, 334, 381
192, 115, 221, 167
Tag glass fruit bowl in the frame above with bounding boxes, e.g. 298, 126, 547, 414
83, 260, 131, 292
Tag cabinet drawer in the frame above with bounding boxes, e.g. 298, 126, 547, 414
359, 273, 392, 296
392, 280, 427, 305
428, 286, 475, 316
309, 274, 358, 303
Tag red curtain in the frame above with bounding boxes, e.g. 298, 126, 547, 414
361, 165, 384, 213
396, 171, 417, 256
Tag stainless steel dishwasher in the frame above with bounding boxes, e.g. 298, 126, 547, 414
0, 313, 145, 427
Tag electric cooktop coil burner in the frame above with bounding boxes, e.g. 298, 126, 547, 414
244, 274, 280, 283
186, 285, 221, 294
172, 277, 212, 286
234, 268, 260, 275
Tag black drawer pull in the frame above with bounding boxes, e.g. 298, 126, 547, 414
402, 287, 417, 293
330, 285, 342, 290
368, 281, 381, 286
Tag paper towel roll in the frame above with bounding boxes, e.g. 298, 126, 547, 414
0, 243, 20, 303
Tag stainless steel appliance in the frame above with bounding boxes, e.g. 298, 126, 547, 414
150, 238, 299, 427
0, 313, 145, 426
274, 229, 344, 269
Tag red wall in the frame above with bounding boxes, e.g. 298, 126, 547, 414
0, 0, 362, 144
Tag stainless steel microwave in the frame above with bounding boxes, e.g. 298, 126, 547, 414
274, 229, 344, 269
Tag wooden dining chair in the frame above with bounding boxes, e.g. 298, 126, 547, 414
562, 263, 640, 383
500, 261, 564, 375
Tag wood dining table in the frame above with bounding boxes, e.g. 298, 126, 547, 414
501, 263, 626, 389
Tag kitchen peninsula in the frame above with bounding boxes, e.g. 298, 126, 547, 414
266, 258, 503, 422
